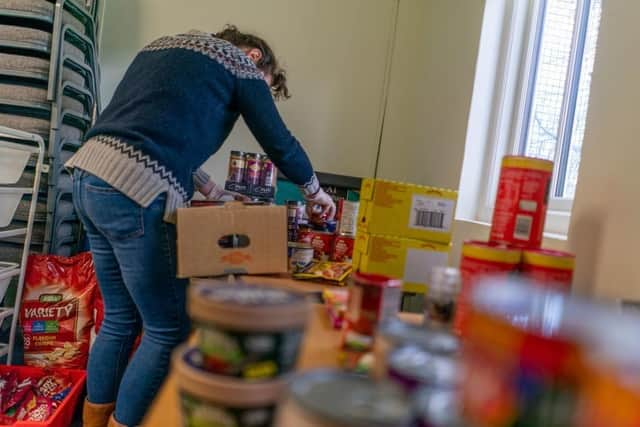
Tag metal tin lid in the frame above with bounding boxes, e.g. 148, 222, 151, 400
173, 345, 286, 407
289, 370, 412, 427
189, 284, 310, 331
388, 345, 459, 387
230, 150, 246, 157
378, 318, 460, 355
413, 386, 462, 427
522, 249, 576, 270
246, 153, 264, 159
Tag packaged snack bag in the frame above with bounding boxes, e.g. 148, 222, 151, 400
21, 253, 97, 369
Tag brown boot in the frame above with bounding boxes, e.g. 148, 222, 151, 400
107, 414, 126, 427
82, 399, 115, 427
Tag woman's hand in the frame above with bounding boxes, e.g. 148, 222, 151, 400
305, 188, 336, 222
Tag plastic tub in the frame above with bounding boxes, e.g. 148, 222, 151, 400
0, 188, 30, 227
188, 283, 311, 380
0, 143, 32, 184
0, 364, 86, 427
173, 345, 286, 427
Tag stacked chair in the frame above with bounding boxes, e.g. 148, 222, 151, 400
0, 0, 102, 266
0, 126, 45, 363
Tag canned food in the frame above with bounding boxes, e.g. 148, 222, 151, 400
374, 318, 459, 380
462, 279, 579, 427
276, 369, 412, 427
454, 241, 521, 335
413, 386, 462, 427
342, 272, 402, 351
261, 157, 276, 187
289, 243, 314, 273
188, 283, 310, 380
521, 249, 575, 290
287, 201, 305, 242
387, 344, 459, 392
227, 150, 246, 184
299, 231, 334, 261
173, 345, 286, 427
490, 156, 554, 249
244, 153, 264, 186
337, 200, 359, 236
331, 235, 355, 262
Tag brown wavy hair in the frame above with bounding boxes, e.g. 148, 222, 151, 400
215, 25, 290, 101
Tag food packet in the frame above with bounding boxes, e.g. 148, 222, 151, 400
293, 261, 352, 283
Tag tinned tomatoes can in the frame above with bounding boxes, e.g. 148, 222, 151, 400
521, 249, 575, 291
454, 241, 521, 335
490, 156, 554, 249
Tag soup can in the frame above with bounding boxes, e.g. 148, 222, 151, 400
490, 156, 553, 249
337, 200, 359, 236
227, 150, 246, 184
521, 249, 575, 291
261, 157, 276, 187
454, 241, 521, 335
244, 153, 264, 186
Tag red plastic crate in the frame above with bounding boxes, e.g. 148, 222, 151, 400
0, 365, 86, 427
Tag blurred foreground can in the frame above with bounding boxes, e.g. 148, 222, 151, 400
490, 156, 553, 249
454, 241, 521, 335
521, 249, 575, 290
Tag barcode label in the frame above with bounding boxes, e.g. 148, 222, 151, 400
414, 210, 445, 229
514, 215, 533, 240
409, 196, 454, 232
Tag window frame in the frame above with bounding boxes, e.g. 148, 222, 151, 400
475, 0, 598, 235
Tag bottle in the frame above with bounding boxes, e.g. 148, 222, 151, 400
424, 267, 461, 330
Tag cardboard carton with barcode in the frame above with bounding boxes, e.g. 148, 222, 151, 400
176, 202, 287, 278
357, 178, 458, 245
353, 231, 451, 293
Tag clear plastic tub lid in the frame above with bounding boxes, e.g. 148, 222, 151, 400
289, 369, 412, 427
378, 317, 460, 355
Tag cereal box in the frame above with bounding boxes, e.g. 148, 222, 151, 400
352, 232, 450, 293
357, 179, 457, 244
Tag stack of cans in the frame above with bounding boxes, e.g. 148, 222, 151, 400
225, 150, 277, 200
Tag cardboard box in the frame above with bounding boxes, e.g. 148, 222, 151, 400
176, 203, 287, 277
352, 232, 451, 293
358, 178, 457, 244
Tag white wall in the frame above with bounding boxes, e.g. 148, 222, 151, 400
99, 0, 398, 184
568, 1, 640, 300
376, 0, 484, 190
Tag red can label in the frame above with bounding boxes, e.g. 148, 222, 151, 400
454, 256, 519, 335
331, 236, 355, 262
299, 231, 334, 260
490, 159, 552, 249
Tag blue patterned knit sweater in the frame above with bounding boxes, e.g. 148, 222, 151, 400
66, 31, 319, 221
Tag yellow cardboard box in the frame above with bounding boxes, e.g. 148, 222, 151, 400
352, 232, 451, 294
358, 178, 458, 244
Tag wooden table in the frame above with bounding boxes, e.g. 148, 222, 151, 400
142, 277, 420, 426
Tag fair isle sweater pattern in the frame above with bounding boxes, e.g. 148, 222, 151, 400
141, 31, 265, 80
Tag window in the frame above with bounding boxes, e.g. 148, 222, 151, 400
519, 0, 602, 199
467, 0, 602, 234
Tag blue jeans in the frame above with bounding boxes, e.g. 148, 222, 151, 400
73, 170, 190, 426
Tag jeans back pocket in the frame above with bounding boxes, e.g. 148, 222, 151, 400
83, 181, 144, 241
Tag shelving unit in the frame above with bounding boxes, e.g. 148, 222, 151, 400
0, 125, 45, 364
